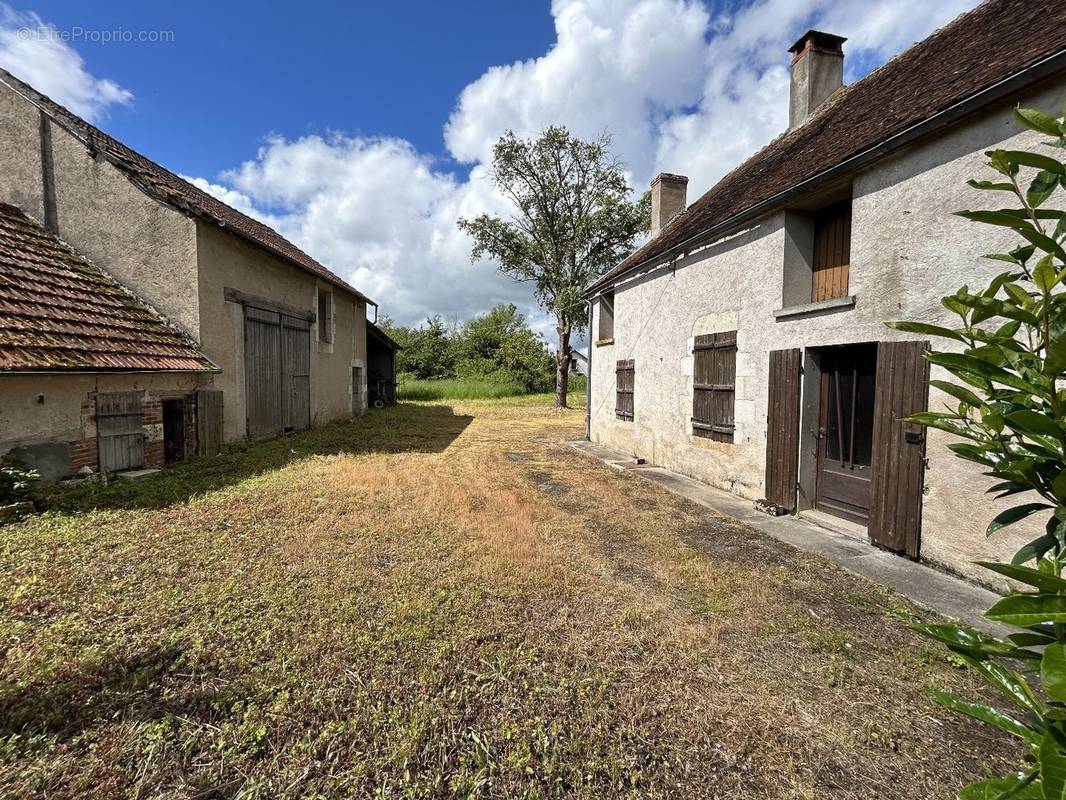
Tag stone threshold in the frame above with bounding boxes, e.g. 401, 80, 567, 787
569, 438, 1006, 635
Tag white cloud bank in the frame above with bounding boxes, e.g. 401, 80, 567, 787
0, 4, 131, 121
208, 0, 977, 330
2, 0, 978, 332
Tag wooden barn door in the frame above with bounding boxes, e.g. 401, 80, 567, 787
868, 340, 930, 558
245, 306, 284, 441
96, 391, 144, 473
764, 348, 801, 511
282, 315, 311, 433
245, 306, 312, 440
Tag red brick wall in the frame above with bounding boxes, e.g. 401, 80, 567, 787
66, 389, 176, 474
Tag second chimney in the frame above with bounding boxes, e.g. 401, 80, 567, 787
788, 30, 846, 130
650, 173, 688, 237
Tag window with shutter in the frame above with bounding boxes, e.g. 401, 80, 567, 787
691, 332, 736, 442
615, 359, 634, 421
811, 199, 851, 302
318, 289, 333, 344
597, 291, 615, 343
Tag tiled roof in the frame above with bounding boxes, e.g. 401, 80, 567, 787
0, 203, 216, 372
591, 0, 1066, 293
0, 69, 372, 306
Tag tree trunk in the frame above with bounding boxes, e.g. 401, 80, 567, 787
555, 320, 572, 408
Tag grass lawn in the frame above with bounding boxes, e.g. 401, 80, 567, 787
1, 397, 1013, 798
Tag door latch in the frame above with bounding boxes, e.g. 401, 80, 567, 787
904, 431, 924, 445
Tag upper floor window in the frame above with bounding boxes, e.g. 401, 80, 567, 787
318, 289, 333, 344
597, 290, 615, 344
811, 198, 852, 302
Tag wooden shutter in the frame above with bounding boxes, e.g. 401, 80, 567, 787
196, 390, 223, 457
615, 359, 634, 421
96, 391, 144, 473
282, 315, 311, 432
868, 340, 930, 558
765, 348, 801, 511
812, 199, 851, 302
692, 332, 737, 442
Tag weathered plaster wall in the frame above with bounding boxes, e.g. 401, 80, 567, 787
0, 373, 205, 479
195, 224, 367, 441
590, 81, 1064, 585
0, 80, 201, 339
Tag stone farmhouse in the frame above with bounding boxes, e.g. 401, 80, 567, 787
0, 69, 392, 480
585, 0, 1066, 583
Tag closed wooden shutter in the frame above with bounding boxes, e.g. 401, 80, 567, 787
765, 348, 801, 510
196, 390, 224, 456
96, 391, 144, 473
692, 332, 737, 442
615, 359, 634, 421
868, 340, 930, 558
812, 199, 851, 302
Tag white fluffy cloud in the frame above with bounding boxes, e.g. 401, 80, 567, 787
0, 4, 131, 121
204, 0, 978, 331
11, 0, 980, 334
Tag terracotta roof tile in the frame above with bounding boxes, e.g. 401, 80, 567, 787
0, 69, 372, 306
591, 0, 1066, 292
0, 203, 216, 372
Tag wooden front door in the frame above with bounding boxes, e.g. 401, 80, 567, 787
816, 344, 877, 525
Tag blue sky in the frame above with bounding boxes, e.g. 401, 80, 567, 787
0, 0, 979, 332
23, 2, 556, 181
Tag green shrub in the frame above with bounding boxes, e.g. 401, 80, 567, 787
889, 103, 1066, 799
0, 464, 39, 506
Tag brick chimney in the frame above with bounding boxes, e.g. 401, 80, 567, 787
650, 173, 688, 237
788, 30, 846, 130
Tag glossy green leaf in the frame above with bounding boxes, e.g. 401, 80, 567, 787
992, 149, 1066, 175
986, 593, 1066, 626
885, 320, 967, 342
1042, 731, 1066, 800
1012, 534, 1058, 565
1015, 106, 1065, 137
932, 690, 1039, 743
1005, 410, 1062, 439
1041, 644, 1066, 703
988, 504, 1054, 535
1018, 226, 1066, 261
978, 562, 1066, 593
1028, 171, 1060, 209
926, 352, 1034, 393
1035, 254, 1060, 292
959, 773, 1041, 800
930, 379, 985, 409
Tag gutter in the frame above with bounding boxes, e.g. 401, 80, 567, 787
588, 47, 1066, 297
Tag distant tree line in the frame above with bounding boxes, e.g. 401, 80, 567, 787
379, 304, 555, 393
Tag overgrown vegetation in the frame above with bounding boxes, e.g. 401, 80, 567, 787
381, 303, 557, 394
888, 103, 1066, 799
0, 397, 1010, 797
0, 465, 37, 506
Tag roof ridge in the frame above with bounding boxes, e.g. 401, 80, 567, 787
0, 69, 372, 305
590, 0, 1063, 293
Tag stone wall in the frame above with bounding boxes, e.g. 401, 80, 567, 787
589, 80, 1065, 586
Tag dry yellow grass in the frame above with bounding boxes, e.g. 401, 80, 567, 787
0, 397, 1015, 798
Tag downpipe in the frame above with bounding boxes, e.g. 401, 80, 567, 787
585, 298, 592, 441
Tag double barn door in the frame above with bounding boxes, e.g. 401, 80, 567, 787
245, 306, 311, 441
764, 341, 929, 559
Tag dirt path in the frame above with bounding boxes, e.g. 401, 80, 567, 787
0, 399, 1015, 798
